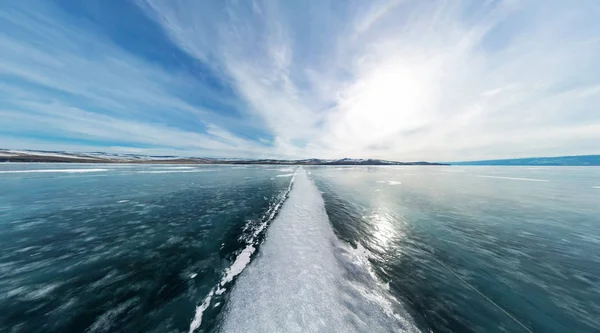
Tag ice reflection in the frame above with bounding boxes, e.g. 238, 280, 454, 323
366, 202, 406, 255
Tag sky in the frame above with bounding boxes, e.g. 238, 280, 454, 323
1, 0, 599, 161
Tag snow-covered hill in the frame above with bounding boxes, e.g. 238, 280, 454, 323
0, 149, 445, 165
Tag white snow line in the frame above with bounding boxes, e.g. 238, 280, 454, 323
0, 169, 108, 173
477, 175, 549, 182
432, 257, 534, 333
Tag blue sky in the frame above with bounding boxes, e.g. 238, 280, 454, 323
1, 0, 599, 161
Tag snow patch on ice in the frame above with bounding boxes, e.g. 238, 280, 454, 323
137, 170, 211, 174
188, 291, 214, 333
221, 170, 418, 333
151, 166, 196, 169
376, 180, 402, 185
188, 170, 297, 333
222, 246, 255, 285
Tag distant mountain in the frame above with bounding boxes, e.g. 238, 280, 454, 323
0, 149, 215, 164
450, 155, 600, 166
230, 158, 443, 165
311, 158, 440, 166
0, 149, 445, 165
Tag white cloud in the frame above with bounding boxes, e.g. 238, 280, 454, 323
0, 1, 267, 158
139, 0, 600, 161
0, 101, 268, 157
3, 0, 600, 161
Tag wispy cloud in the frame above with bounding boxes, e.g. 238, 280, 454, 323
2, 0, 600, 160
0, 1, 268, 157
137, 0, 600, 160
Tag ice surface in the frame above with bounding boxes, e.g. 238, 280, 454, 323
221, 170, 419, 333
